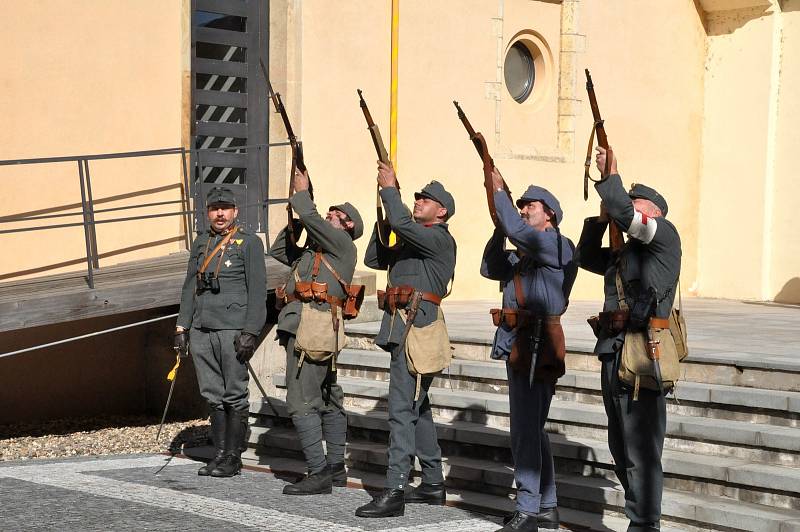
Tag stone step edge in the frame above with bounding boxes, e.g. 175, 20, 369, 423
344, 323, 800, 374
236, 450, 691, 532
249, 413, 800, 498
335, 348, 800, 414
243, 437, 800, 532
268, 374, 800, 454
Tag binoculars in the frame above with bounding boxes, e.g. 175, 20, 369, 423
196, 272, 220, 294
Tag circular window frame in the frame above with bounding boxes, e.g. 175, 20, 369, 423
504, 42, 535, 103
503, 31, 553, 109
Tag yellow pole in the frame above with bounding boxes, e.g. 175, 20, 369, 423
390, 0, 399, 169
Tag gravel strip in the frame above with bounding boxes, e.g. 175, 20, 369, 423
0, 415, 210, 461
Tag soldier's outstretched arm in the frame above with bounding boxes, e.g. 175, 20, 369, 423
290, 189, 352, 259
596, 175, 680, 252
575, 216, 611, 275
494, 190, 567, 268
480, 227, 513, 281
379, 187, 449, 258
364, 222, 390, 270
268, 220, 304, 266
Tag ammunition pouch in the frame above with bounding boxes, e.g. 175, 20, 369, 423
378, 285, 442, 314
508, 316, 566, 384
490, 308, 533, 329
342, 284, 366, 320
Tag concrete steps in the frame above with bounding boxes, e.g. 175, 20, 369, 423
247, 400, 800, 532
246, 320, 800, 531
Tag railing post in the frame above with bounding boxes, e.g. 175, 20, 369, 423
82, 159, 100, 268
77, 159, 95, 289
180, 147, 193, 249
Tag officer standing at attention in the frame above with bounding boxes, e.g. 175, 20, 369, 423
174, 186, 267, 477
480, 168, 576, 532
576, 146, 681, 532
355, 161, 457, 518
269, 168, 363, 495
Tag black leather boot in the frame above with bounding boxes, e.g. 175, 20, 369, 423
405, 482, 446, 505
282, 466, 333, 495
537, 507, 560, 530
355, 488, 405, 518
628, 522, 660, 532
329, 462, 347, 487
210, 409, 246, 478
198, 410, 226, 476
495, 511, 538, 532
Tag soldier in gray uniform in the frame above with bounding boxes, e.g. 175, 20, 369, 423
355, 161, 456, 518
480, 168, 577, 532
576, 147, 681, 532
175, 186, 267, 477
270, 169, 363, 495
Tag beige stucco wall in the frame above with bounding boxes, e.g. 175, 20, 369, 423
697, 0, 799, 302
294, 0, 706, 301
0, 0, 188, 281
1, 0, 796, 303
769, 0, 800, 303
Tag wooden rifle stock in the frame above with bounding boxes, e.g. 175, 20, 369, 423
453, 101, 511, 226
260, 60, 312, 246
584, 69, 623, 253
357, 89, 398, 249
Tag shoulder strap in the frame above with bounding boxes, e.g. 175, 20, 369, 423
318, 253, 350, 291
614, 269, 629, 311
513, 266, 526, 308
198, 226, 239, 275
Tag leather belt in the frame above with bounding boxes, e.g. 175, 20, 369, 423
283, 292, 345, 308
596, 310, 670, 333
378, 285, 442, 313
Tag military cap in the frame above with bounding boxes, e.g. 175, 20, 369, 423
629, 183, 668, 216
414, 180, 456, 220
328, 201, 364, 240
206, 186, 237, 207
515, 185, 564, 225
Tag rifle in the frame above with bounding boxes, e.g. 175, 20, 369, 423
584, 69, 623, 253
259, 59, 313, 245
453, 101, 512, 226
357, 89, 399, 249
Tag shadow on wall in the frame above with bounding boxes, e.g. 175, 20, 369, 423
704, 5, 771, 37
774, 277, 800, 304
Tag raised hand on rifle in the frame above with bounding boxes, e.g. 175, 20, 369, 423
594, 146, 618, 177
377, 160, 398, 190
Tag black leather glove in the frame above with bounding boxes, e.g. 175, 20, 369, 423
234, 332, 258, 364
174, 330, 189, 356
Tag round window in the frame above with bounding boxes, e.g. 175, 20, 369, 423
504, 42, 535, 103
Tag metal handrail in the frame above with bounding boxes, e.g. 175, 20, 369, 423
0, 145, 291, 288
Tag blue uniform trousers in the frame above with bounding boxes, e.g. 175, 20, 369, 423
507, 363, 557, 515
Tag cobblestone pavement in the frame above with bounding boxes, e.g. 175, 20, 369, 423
0, 454, 504, 532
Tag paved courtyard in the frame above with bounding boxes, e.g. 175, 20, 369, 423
0, 454, 504, 532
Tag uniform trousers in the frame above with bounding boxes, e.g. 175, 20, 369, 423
190, 328, 249, 412
283, 335, 347, 474
385, 343, 443, 489
600, 352, 666, 528
506, 363, 557, 515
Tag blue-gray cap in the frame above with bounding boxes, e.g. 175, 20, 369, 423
328, 202, 364, 240
629, 183, 668, 216
414, 180, 455, 220
515, 185, 563, 225
206, 186, 237, 207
